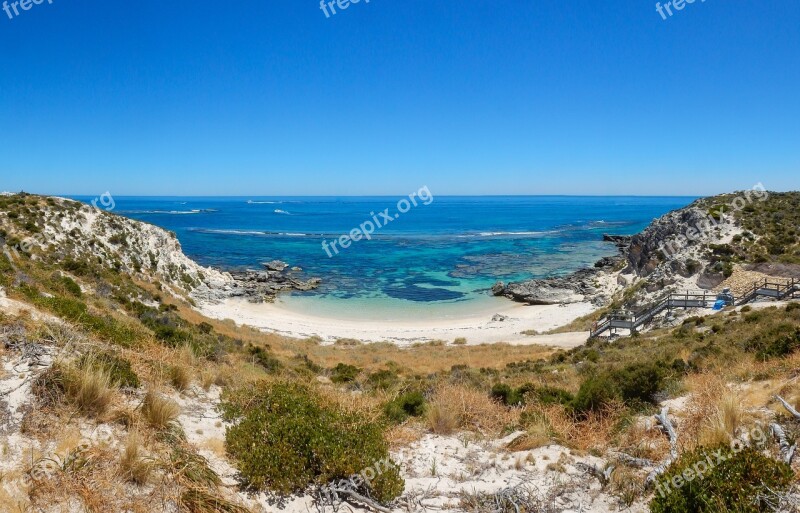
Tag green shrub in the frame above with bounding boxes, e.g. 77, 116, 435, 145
222, 381, 404, 503
650, 444, 794, 513
612, 362, 666, 407
366, 369, 400, 390
491, 383, 574, 408
743, 323, 800, 360
490, 383, 524, 406
571, 373, 619, 414
0, 253, 13, 274
26, 291, 137, 346
62, 258, 93, 276
384, 391, 426, 423
786, 302, 800, 313
330, 363, 361, 384
683, 316, 706, 326
58, 275, 82, 297
79, 352, 139, 388
247, 344, 282, 373
527, 385, 574, 406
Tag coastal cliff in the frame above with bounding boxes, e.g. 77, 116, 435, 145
495, 190, 800, 308
0, 195, 318, 304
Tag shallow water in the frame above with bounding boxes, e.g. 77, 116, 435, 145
71, 195, 694, 319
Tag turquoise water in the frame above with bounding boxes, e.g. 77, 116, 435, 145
72, 195, 695, 318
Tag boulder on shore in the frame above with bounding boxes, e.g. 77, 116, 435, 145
491, 281, 506, 296
263, 260, 289, 272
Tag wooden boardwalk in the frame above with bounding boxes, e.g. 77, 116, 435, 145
590, 278, 799, 339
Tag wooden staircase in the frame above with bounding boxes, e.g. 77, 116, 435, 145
590, 278, 799, 339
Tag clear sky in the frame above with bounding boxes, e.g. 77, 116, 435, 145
1, 0, 798, 196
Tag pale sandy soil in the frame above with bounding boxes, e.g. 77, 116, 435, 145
171, 387, 644, 513
0, 287, 59, 323
199, 298, 595, 347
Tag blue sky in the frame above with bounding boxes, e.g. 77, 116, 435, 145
1, 0, 798, 196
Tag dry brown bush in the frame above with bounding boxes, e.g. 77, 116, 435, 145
426, 383, 518, 436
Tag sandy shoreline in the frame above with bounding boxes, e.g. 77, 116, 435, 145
199, 297, 594, 347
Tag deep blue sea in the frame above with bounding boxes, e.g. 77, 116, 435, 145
71, 196, 695, 319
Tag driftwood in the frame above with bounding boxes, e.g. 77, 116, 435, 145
646, 407, 678, 485
575, 462, 614, 487
776, 395, 800, 420
772, 395, 799, 465
316, 484, 392, 513
328, 487, 392, 513
614, 452, 656, 468
770, 423, 797, 464
615, 407, 678, 487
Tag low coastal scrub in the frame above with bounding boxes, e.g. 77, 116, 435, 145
330, 362, 361, 384
384, 391, 426, 423
78, 352, 140, 389
650, 444, 794, 513
221, 381, 404, 503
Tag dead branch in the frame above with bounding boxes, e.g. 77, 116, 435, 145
776, 395, 800, 420
614, 452, 656, 468
771, 423, 797, 465
575, 462, 614, 487
646, 406, 678, 485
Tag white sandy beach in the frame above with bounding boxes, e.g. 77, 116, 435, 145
199, 297, 594, 347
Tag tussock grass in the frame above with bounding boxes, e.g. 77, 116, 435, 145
119, 431, 152, 485
142, 390, 181, 430
60, 361, 116, 416
699, 391, 745, 447
170, 364, 191, 392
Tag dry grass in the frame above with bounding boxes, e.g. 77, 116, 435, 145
199, 370, 216, 391
141, 390, 181, 430
170, 364, 191, 392
386, 424, 425, 449
513, 402, 627, 454
317, 385, 386, 424
617, 417, 671, 462
698, 391, 745, 447
425, 383, 518, 436
507, 414, 552, 451
119, 431, 152, 485
609, 466, 645, 507
282, 340, 555, 375
63, 362, 115, 416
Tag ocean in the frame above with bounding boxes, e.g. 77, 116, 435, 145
70, 195, 695, 320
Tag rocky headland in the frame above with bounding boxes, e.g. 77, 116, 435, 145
493, 196, 765, 309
